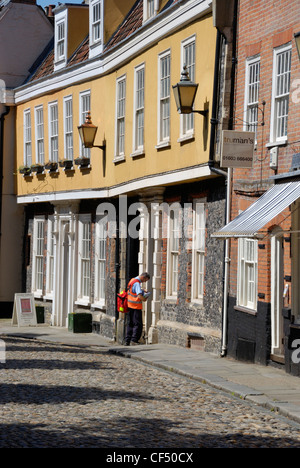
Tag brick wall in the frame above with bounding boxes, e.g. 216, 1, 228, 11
227, 0, 300, 366
230, 0, 300, 298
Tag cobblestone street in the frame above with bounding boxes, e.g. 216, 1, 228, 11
1, 336, 300, 449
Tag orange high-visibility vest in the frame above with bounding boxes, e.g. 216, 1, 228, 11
127, 278, 142, 310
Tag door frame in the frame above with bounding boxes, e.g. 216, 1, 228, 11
271, 227, 284, 360
52, 203, 77, 327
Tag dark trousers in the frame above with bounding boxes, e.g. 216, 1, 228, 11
125, 307, 143, 344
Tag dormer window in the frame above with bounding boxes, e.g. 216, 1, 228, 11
148, 0, 155, 17
89, 0, 104, 58
57, 21, 65, 60
54, 7, 68, 71
143, 0, 159, 22
54, 4, 89, 71
92, 0, 101, 43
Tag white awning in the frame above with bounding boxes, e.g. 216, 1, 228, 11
212, 181, 300, 238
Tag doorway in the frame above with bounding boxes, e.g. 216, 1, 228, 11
52, 204, 77, 327
61, 223, 70, 327
271, 228, 284, 361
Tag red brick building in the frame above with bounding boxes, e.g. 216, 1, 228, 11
214, 0, 300, 375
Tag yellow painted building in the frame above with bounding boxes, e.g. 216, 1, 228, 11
13, 0, 234, 350
16, 9, 214, 196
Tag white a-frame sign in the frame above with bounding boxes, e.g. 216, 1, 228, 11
12, 293, 37, 327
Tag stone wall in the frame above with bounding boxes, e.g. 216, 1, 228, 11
158, 179, 226, 353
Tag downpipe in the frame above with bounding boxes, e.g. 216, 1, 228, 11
220, 0, 238, 357
0, 105, 10, 246
220, 168, 231, 357
207, 26, 231, 358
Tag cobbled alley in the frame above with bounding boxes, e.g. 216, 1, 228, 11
1, 336, 300, 449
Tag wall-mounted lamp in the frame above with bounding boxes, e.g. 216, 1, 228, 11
295, 32, 300, 60
172, 65, 208, 116
78, 112, 106, 151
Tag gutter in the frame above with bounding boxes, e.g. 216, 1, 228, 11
0, 105, 10, 245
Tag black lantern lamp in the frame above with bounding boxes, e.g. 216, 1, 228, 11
78, 112, 105, 151
172, 65, 208, 116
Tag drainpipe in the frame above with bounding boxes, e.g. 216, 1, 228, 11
115, 200, 120, 342
207, 26, 231, 357
220, 168, 231, 356
220, 0, 238, 357
209, 29, 221, 168
209, 0, 238, 357
0, 105, 10, 246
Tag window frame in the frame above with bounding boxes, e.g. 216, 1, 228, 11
94, 215, 107, 308
237, 237, 258, 311
244, 56, 260, 140
77, 214, 91, 304
35, 105, 45, 165
48, 101, 59, 163
56, 20, 65, 60
23, 108, 32, 167
91, 0, 102, 44
157, 49, 171, 147
32, 216, 45, 297
191, 200, 206, 303
45, 215, 55, 299
143, 0, 158, 22
89, 0, 104, 57
63, 95, 73, 160
114, 75, 126, 161
179, 35, 196, 140
132, 63, 145, 156
54, 10, 68, 70
79, 90, 91, 159
270, 43, 292, 143
166, 204, 181, 298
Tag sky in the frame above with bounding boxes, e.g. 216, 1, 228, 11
37, 0, 84, 9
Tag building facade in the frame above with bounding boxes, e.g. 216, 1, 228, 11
213, 0, 300, 376
14, 0, 235, 352
0, 0, 53, 317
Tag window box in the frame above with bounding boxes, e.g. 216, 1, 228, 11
59, 159, 74, 170
31, 163, 44, 174
75, 157, 91, 168
19, 165, 32, 176
45, 161, 58, 172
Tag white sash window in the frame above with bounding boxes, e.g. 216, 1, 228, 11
271, 44, 291, 142
237, 238, 258, 310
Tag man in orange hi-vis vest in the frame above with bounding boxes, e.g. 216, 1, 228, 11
125, 272, 150, 346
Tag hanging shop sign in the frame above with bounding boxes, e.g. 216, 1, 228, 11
221, 130, 255, 168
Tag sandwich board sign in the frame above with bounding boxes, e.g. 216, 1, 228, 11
12, 293, 37, 327
221, 130, 255, 168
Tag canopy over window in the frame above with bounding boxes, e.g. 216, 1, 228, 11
212, 181, 300, 239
